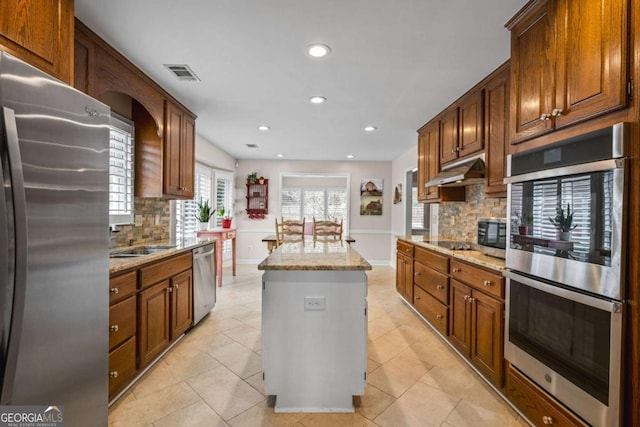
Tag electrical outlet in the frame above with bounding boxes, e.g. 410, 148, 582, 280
304, 297, 326, 311
134, 215, 143, 226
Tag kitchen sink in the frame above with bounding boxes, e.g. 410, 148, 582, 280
109, 245, 176, 258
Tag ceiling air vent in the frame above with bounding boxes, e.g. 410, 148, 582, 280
246, 144, 259, 148
163, 64, 201, 82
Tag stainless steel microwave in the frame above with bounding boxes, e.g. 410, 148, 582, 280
477, 218, 506, 258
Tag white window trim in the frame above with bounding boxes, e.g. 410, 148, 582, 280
278, 172, 350, 234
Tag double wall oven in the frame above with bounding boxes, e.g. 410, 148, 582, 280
504, 123, 627, 427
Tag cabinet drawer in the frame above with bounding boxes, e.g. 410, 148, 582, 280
413, 285, 448, 336
397, 241, 414, 257
109, 271, 137, 304
414, 262, 449, 304
450, 260, 504, 299
139, 252, 192, 289
506, 365, 588, 427
109, 296, 136, 351
414, 247, 448, 274
108, 336, 136, 400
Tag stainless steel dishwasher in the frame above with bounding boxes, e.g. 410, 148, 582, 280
192, 243, 216, 325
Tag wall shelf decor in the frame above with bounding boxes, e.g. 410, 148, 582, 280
246, 178, 268, 219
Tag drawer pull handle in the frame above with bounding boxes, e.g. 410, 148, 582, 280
109, 371, 118, 378
436, 285, 444, 290
542, 415, 554, 425
415, 272, 421, 276
484, 280, 492, 286
452, 267, 461, 273
415, 296, 421, 300
110, 325, 119, 333
436, 314, 443, 319
110, 287, 119, 294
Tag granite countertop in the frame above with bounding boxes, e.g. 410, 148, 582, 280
109, 238, 216, 274
398, 235, 506, 271
258, 239, 372, 271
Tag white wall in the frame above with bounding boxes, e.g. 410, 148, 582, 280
390, 146, 418, 266
195, 134, 236, 171
234, 159, 393, 265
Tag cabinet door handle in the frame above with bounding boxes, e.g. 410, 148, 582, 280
110, 287, 119, 294
415, 272, 421, 276
551, 108, 563, 117
542, 415, 554, 425
436, 314, 443, 319
168, 287, 173, 293
452, 267, 461, 273
469, 297, 475, 303
110, 325, 119, 333
540, 113, 551, 121
175, 284, 179, 290
436, 285, 444, 290
483, 280, 492, 287
464, 295, 469, 301
109, 371, 118, 378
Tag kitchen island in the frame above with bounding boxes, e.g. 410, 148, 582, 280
258, 239, 372, 412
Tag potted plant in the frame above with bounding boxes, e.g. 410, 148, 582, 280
219, 206, 232, 228
195, 198, 215, 230
513, 211, 533, 235
247, 172, 257, 184
549, 203, 577, 240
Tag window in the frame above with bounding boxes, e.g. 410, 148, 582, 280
281, 186, 348, 232
175, 164, 234, 257
109, 114, 134, 225
411, 187, 426, 230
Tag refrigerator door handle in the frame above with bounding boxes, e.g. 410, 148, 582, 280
0, 107, 29, 404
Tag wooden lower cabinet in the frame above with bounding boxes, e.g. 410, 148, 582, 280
449, 279, 504, 387
413, 285, 448, 336
506, 364, 589, 427
139, 280, 171, 367
109, 336, 136, 400
171, 269, 193, 339
396, 252, 413, 302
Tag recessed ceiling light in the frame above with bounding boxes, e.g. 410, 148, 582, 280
310, 96, 327, 104
307, 44, 331, 58
347, 154, 355, 159
276, 154, 285, 158
258, 125, 270, 131
364, 126, 377, 132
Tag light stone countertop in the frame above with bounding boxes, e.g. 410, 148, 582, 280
398, 235, 506, 271
109, 238, 216, 274
258, 239, 372, 271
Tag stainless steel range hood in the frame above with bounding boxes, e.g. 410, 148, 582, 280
426, 153, 485, 187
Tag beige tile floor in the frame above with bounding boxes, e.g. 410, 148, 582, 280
109, 265, 531, 427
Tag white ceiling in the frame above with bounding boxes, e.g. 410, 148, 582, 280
74, 0, 525, 162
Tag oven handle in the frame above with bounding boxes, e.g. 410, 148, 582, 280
503, 270, 622, 313
504, 158, 624, 184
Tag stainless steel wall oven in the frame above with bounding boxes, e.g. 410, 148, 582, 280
504, 123, 627, 427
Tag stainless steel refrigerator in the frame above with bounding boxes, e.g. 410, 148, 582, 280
0, 52, 110, 425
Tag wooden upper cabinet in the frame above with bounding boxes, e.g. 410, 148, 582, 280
458, 89, 484, 158
0, 0, 73, 84
417, 131, 428, 202
425, 121, 441, 201
163, 101, 195, 199
484, 62, 510, 198
508, 0, 629, 144
439, 107, 459, 164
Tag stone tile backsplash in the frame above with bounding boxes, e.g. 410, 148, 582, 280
437, 184, 507, 242
110, 198, 171, 247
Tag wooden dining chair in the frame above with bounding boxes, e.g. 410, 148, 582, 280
275, 217, 305, 246
313, 218, 343, 243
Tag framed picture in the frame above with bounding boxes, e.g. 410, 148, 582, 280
393, 184, 402, 204
360, 179, 383, 215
